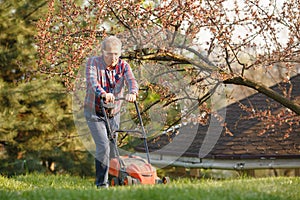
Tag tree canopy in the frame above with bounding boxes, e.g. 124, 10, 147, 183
36, 0, 299, 137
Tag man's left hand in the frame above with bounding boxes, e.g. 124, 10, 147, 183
125, 93, 137, 102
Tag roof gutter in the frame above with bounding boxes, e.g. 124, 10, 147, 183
134, 153, 300, 170
150, 159, 300, 170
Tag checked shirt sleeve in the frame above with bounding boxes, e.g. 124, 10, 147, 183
84, 56, 107, 117
86, 57, 106, 97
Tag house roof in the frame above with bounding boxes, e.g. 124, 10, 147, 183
135, 74, 300, 161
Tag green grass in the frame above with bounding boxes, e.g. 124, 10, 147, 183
0, 173, 299, 200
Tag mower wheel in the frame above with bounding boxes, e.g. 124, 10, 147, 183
124, 176, 133, 186
110, 177, 119, 186
162, 176, 170, 184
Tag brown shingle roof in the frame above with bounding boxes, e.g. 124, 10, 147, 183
135, 75, 300, 160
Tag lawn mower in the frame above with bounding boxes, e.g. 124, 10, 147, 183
100, 97, 170, 186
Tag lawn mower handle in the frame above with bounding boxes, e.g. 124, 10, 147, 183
100, 96, 151, 164
133, 101, 151, 164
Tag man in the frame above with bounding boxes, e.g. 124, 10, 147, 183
84, 36, 138, 188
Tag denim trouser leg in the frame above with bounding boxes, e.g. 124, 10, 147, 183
95, 158, 108, 186
87, 119, 109, 186
87, 114, 120, 186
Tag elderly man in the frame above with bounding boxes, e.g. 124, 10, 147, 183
84, 36, 138, 188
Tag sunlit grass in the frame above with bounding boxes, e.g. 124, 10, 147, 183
0, 173, 299, 200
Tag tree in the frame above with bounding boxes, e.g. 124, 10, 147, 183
0, 0, 91, 175
36, 0, 300, 138
1, 78, 69, 170
0, 0, 49, 82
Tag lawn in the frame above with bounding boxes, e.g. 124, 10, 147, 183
0, 173, 299, 200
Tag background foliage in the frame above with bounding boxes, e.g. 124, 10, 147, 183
0, 0, 90, 176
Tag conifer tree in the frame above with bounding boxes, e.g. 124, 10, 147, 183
0, 0, 91, 175
0, 1, 48, 82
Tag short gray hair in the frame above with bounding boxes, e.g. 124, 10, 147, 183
101, 36, 122, 51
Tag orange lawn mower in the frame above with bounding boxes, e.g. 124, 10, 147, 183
100, 97, 170, 186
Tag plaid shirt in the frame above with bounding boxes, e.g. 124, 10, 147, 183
84, 56, 138, 118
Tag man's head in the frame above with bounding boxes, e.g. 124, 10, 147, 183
101, 36, 122, 67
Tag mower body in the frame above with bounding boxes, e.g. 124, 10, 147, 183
109, 155, 159, 185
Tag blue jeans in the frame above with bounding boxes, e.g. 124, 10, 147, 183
86, 114, 120, 187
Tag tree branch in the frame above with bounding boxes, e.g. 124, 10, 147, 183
122, 50, 215, 72
223, 76, 300, 115
23, 1, 48, 20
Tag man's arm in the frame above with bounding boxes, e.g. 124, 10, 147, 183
86, 57, 106, 98
124, 63, 138, 102
124, 63, 138, 94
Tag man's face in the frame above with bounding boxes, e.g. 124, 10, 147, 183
103, 44, 121, 67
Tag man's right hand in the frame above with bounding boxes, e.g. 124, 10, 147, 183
102, 93, 115, 103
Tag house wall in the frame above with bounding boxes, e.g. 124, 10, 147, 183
246, 168, 300, 178
162, 167, 300, 179
169, 167, 300, 179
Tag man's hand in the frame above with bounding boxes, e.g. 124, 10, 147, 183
125, 93, 137, 103
102, 93, 115, 103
